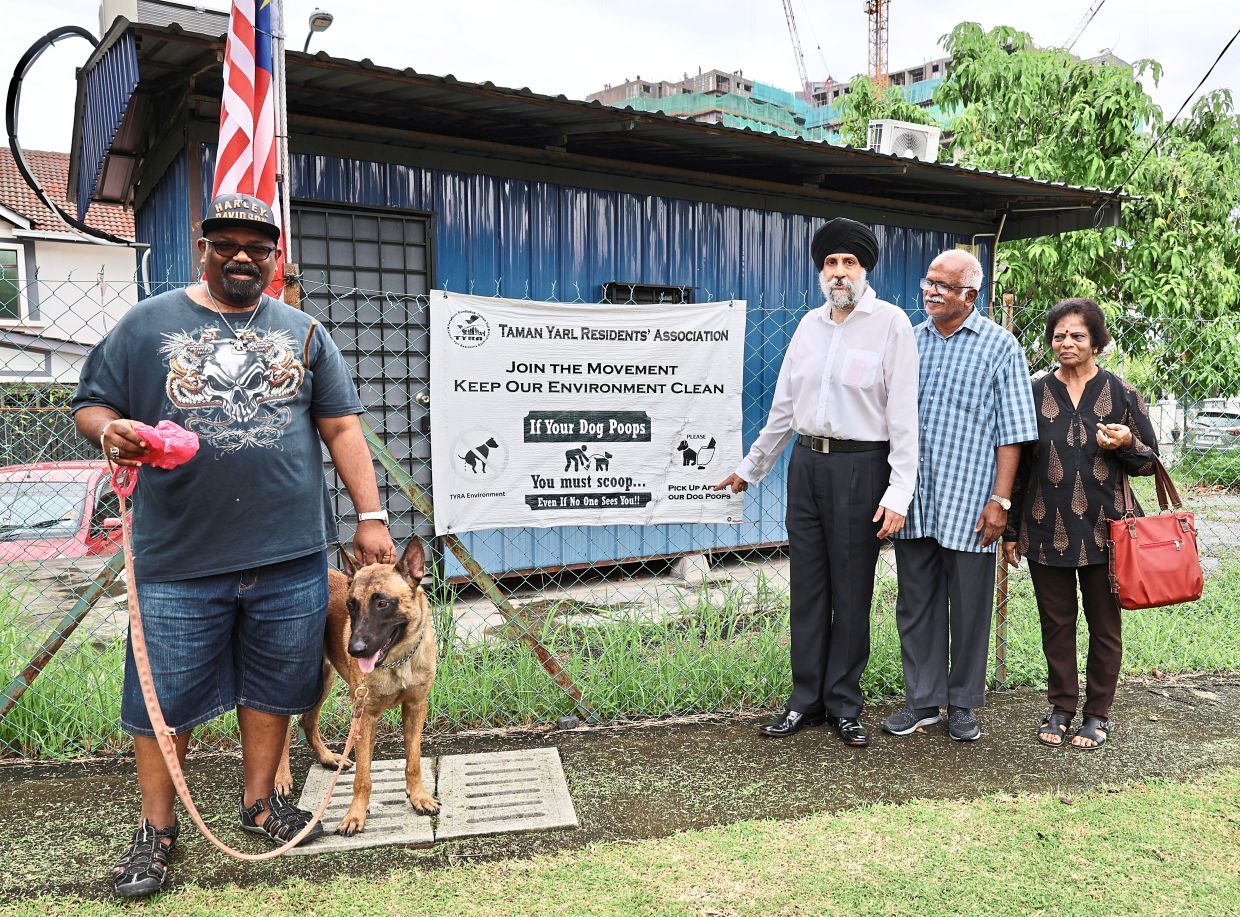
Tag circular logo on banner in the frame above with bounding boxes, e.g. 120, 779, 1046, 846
446, 310, 490, 348
451, 428, 509, 481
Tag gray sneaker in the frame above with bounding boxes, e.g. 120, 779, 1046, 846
882, 706, 941, 736
948, 706, 981, 741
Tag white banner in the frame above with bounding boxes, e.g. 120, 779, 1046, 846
429, 292, 746, 535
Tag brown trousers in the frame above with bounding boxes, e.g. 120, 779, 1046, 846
1027, 561, 1122, 719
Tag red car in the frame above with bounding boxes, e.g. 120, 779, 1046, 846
0, 461, 123, 563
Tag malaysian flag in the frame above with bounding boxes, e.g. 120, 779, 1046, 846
212, 0, 285, 294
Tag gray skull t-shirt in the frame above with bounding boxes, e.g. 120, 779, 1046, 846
72, 289, 362, 582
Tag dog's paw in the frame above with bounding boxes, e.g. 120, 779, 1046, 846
408, 791, 440, 816
318, 752, 351, 772
336, 808, 368, 836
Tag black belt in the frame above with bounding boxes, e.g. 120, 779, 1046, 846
796, 434, 889, 454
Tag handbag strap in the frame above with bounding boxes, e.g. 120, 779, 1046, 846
1119, 454, 1181, 516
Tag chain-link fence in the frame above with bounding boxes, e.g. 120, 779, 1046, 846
0, 276, 1236, 759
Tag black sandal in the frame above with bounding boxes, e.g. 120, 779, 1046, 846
1072, 716, 1111, 750
111, 818, 179, 898
239, 791, 324, 845
1037, 711, 1073, 747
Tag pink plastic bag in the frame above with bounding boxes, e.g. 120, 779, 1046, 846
130, 420, 200, 469
110, 420, 200, 496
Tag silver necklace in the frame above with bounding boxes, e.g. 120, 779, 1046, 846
204, 283, 264, 338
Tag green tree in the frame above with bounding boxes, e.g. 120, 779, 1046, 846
933, 22, 1240, 403
835, 75, 938, 148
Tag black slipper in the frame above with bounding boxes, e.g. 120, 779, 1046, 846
1038, 711, 1073, 747
1072, 715, 1111, 750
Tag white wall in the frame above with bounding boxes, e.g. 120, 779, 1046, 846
26, 238, 140, 345
0, 221, 141, 384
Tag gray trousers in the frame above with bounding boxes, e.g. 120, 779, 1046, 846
785, 444, 888, 718
892, 538, 996, 709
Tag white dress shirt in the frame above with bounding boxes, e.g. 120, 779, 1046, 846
735, 285, 920, 514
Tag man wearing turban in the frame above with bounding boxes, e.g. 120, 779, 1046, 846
716, 217, 919, 747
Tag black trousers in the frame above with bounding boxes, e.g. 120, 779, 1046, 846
785, 444, 888, 718
1027, 561, 1122, 720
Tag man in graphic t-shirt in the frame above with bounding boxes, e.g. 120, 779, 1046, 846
72, 193, 395, 898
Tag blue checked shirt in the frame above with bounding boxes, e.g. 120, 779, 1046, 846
897, 308, 1038, 553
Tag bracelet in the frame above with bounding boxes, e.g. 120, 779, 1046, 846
100, 418, 123, 450
357, 510, 389, 525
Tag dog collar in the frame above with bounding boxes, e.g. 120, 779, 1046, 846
377, 630, 426, 671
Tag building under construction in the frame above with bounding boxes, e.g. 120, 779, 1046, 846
585, 58, 952, 145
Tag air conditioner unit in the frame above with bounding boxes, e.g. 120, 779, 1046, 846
867, 119, 942, 163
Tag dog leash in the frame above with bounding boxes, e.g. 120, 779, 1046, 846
108, 453, 365, 861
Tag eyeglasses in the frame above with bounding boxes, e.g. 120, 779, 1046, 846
919, 277, 977, 294
201, 238, 278, 261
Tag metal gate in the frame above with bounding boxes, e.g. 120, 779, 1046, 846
289, 202, 434, 547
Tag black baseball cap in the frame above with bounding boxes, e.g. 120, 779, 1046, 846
200, 193, 281, 242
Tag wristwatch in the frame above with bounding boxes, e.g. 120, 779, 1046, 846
357, 510, 389, 525
989, 494, 1012, 511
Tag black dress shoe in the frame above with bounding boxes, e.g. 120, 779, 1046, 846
758, 709, 826, 737
828, 715, 870, 747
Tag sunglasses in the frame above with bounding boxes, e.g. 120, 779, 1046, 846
201, 238, 278, 261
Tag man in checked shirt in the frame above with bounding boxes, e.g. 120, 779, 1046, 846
884, 249, 1038, 742
716, 218, 918, 747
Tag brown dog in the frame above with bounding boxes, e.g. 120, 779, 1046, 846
276, 538, 440, 835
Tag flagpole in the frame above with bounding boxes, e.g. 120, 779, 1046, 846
274, 0, 294, 276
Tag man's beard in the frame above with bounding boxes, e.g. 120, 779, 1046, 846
819, 270, 866, 309
219, 265, 264, 303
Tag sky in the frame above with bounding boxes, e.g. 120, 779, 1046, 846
3, 0, 1238, 153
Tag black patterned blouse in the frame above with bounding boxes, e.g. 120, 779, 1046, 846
1006, 369, 1159, 568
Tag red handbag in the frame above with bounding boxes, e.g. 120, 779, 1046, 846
1107, 458, 1204, 610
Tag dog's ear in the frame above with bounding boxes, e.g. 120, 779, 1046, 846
395, 537, 425, 584
340, 548, 362, 578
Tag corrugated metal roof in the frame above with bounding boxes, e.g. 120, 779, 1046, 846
74, 11, 1127, 240
68, 24, 140, 219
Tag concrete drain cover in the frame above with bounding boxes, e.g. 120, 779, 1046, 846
290, 757, 435, 854
291, 747, 576, 854
435, 747, 578, 839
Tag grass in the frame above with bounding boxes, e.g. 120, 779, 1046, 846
3, 560, 1240, 760
1, 769, 1237, 915
1175, 449, 1240, 490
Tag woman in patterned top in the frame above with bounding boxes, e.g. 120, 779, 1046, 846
1003, 298, 1158, 750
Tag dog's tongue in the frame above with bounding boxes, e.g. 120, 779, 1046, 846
357, 651, 381, 674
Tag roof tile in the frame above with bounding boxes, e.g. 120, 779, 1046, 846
0, 149, 134, 240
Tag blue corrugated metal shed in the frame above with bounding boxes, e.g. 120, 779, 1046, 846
143, 142, 983, 577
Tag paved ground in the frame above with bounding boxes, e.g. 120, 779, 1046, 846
0, 673, 1235, 902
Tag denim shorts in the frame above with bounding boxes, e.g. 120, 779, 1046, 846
121, 549, 328, 737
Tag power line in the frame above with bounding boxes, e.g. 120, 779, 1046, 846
1109, 23, 1240, 203
795, 0, 832, 84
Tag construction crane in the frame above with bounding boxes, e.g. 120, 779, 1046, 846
865, 0, 890, 93
1064, 0, 1106, 53
781, 0, 812, 101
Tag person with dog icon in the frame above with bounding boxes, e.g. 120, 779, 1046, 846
715, 218, 918, 747
72, 193, 395, 898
